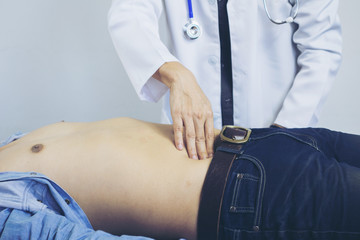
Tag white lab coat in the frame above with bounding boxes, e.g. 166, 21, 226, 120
108, 0, 342, 129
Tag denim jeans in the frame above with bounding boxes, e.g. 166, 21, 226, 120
219, 127, 360, 240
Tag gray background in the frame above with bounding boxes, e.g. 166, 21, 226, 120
0, 0, 359, 139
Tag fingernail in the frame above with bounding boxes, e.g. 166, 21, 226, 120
191, 155, 198, 160
177, 143, 183, 150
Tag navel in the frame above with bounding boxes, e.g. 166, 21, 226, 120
31, 144, 44, 153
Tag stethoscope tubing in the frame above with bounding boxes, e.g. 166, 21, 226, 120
184, 0, 299, 39
184, 0, 201, 39
262, 0, 299, 24
187, 0, 194, 19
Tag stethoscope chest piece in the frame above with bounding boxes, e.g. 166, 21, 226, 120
184, 19, 201, 39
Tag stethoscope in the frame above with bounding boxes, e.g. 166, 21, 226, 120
184, 0, 299, 39
183, 0, 201, 39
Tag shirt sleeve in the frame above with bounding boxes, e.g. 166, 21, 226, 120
0, 208, 155, 240
274, 0, 342, 127
108, 0, 179, 103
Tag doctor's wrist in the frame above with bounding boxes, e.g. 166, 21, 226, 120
153, 62, 193, 88
153, 62, 177, 88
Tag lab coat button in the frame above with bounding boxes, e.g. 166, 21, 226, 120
208, 56, 219, 65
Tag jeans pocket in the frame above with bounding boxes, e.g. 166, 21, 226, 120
230, 173, 259, 214
226, 155, 266, 230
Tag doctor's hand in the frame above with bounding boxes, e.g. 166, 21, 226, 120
153, 62, 215, 160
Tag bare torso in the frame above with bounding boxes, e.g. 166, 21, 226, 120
0, 118, 218, 240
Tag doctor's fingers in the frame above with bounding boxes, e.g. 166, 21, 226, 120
172, 114, 199, 160
193, 116, 208, 160
172, 116, 185, 151
182, 116, 198, 160
204, 118, 215, 158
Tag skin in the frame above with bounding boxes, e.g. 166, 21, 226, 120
153, 61, 215, 160
0, 117, 221, 240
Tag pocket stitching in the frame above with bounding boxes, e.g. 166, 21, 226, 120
230, 173, 259, 213
251, 132, 320, 151
229, 155, 266, 228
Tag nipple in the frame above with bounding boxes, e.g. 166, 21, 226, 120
31, 144, 44, 153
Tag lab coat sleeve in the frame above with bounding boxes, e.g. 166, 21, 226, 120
274, 0, 342, 127
108, 0, 179, 102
